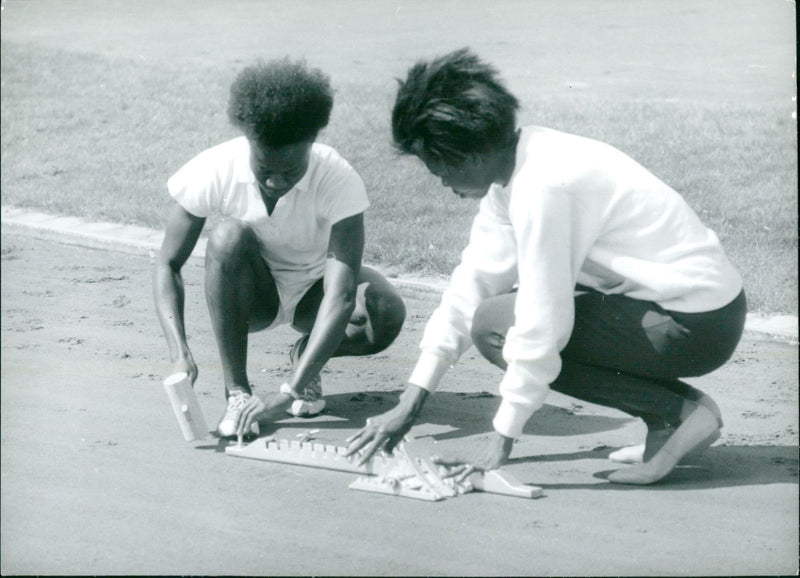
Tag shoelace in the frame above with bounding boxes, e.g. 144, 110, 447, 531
227, 393, 249, 412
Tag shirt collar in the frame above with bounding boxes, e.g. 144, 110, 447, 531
292, 166, 311, 192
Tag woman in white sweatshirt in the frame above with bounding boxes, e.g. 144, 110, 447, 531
346, 48, 746, 485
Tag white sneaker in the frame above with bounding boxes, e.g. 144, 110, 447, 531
286, 336, 326, 417
286, 390, 326, 418
217, 391, 260, 438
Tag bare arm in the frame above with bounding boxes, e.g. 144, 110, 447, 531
152, 202, 205, 382
235, 213, 367, 435
287, 212, 364, 394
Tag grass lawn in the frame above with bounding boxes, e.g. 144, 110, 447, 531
1, 0, 796, 314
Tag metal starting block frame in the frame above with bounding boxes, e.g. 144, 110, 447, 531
226, 436, 543, 501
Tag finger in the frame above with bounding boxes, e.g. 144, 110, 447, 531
356, 436, 387, 466
244, 402, 262, 431
345, 428, 374, 455
456, 465, 476, 484
444, 465, 473, 481
345, 419, 378, 454
234, 407, 246, 436
345, 438, 366, 457
355, 440, 379, 465
238, 405, 255, 436
431, 454, 464, 467
345, 429, 366, 445
383, 434, 404, 455
440, 464, 467, 479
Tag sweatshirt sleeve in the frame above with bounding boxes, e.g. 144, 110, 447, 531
492, 186, 587, 438
408, 190, 519, 391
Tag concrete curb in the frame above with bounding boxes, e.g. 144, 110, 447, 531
2, 205, 797, 343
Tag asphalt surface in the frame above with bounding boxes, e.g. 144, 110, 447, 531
1, 207, 797, 575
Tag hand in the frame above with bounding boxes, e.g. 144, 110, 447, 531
346, 385, 430, 464
235, 392, 294, 437
171, 356, 198, 385
345, 404, 417, 465
432, 432, 515, 482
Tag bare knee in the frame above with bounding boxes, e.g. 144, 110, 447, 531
365, 285, 406, 353
471, 301, 507, 367
205, 220, 253, 265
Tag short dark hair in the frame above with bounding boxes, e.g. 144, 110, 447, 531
227, 58, 333, 147
391, 48, 520, 165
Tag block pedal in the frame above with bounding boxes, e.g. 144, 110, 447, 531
348, 475, 444, 501
470, 470, 543, 499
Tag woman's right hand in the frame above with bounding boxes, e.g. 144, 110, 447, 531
345, 385, 429, 464
170, 355, 198, 386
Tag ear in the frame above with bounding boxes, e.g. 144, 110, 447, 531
467, 152, 483, 167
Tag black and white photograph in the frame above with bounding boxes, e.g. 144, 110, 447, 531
1, 0, 797, 575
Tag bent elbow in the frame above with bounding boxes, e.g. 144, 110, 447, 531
338, 286, 358, 313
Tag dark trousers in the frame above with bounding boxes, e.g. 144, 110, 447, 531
470, 288, 747, 428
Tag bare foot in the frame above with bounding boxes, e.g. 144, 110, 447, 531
696, 393, 723, 428
608, 404, 720, 485
608, 394, 723, 464
609, 427, 673, 464
608, 443, 646, 464
609, 426, 721, 464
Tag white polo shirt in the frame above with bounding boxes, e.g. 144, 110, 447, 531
168, 137, 370, 324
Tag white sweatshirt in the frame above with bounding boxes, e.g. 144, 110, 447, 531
408, 127, 743, 438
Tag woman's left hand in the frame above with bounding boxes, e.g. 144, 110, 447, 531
235, 392, 294, 437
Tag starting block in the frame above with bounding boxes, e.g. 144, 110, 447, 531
348, 475, 448, 501
470, 469, 543, 499
227, 436, 543, 502
348, 444, 542, 501
348, 442, 465, 501
225, 437, 395, 475
348, 470, 542, 501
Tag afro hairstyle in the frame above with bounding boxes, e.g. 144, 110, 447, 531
227, 58, 333, 147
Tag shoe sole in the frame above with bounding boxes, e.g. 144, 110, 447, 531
286, 399, 326, 417
217, 421, 259, 438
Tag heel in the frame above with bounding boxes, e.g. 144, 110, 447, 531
608, 405, 719, 485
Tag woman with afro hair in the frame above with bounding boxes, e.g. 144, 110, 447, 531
347, 48, 745, 486
154, 58, 406, 439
